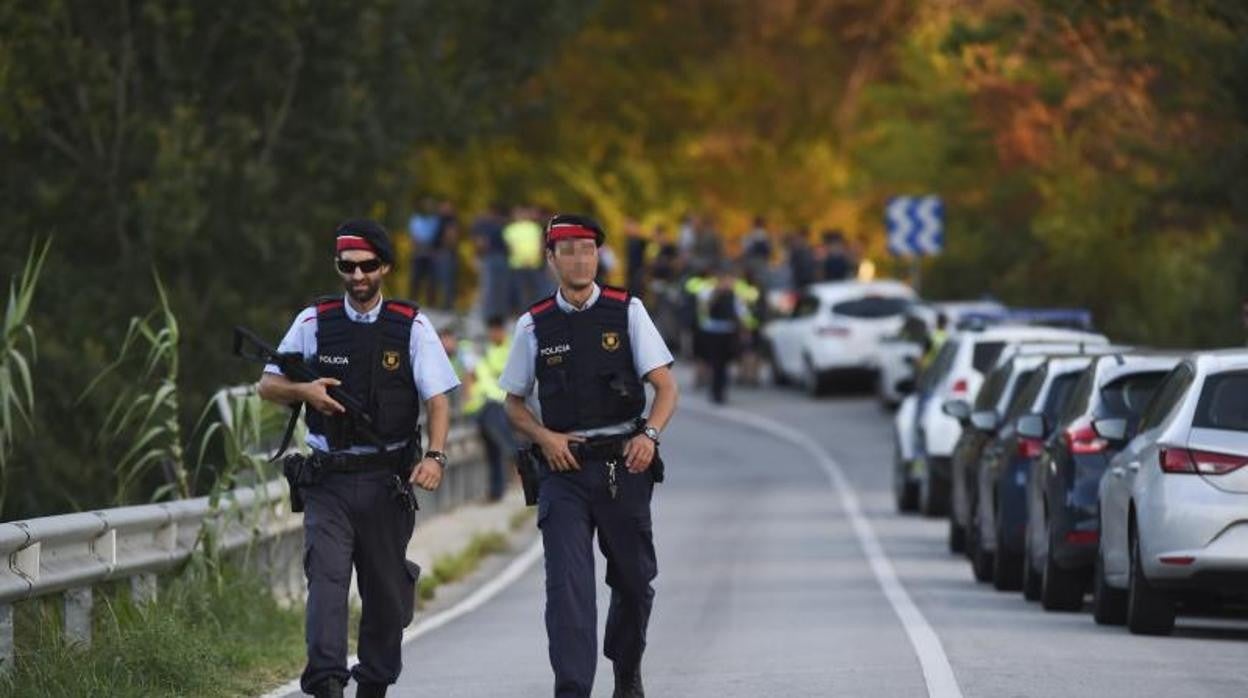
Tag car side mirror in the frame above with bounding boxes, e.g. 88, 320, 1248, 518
1093, 418, 1129, 445
970, 410, 1000, 432
1016, 413, 1046, 440
942, 399, 971, 422
904, 355, 919, 367
896, 378, 916, 395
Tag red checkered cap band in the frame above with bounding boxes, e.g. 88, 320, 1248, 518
336, 234, 376, 255
547, 223, 599, 243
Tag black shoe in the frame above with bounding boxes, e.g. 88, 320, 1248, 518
613, 665, 644, 698
309, 679, 344, 698
356, 681, 388, 698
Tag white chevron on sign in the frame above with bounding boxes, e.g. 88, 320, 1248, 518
885, 195, 944, 257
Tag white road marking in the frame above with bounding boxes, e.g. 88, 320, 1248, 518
686, 401, 964, 698
257, 537, 544, 698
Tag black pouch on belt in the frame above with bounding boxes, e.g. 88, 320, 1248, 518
281, 453, 310, 512
516, 446, 542, 506
651, 449, 666, 483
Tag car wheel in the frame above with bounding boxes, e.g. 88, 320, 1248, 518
802, 355, 825, 397
1092, 543, 1127, 626
948, 519, 965, 554
920, 472, 950, 518
1022, 531, 1042, 601
1040, 550, 1085, 612
894, 443, 919, 513
992, 517, 1023, 591
969, 517, 994, 583
768, 344, 790, 386
1126, 526, 1176, 636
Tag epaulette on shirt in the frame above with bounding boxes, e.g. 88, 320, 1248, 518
312, 295, 343, 315
383, 299, 420, 320
529, 296, 558, 317
599, 285, 631, 305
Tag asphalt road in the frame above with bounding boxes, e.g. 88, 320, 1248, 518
351, 382, 1248, 697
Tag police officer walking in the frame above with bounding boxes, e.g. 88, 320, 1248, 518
500, 214, 679, 698
257, 219, 460, 698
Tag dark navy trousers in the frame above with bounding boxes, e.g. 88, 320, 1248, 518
538, 455, 658, 698
299, 470, 419, 693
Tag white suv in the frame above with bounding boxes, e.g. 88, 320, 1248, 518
1093, 349, 1248, 635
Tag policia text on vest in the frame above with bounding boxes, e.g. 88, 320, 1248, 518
500, 214, 679, 698
256, 219, 461, 698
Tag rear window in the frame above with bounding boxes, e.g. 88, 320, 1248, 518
974, 367, 1010, 410
1058, 367, 1096, 425
1099, 371, 1168, 420
972, 341, 1006, 373
831, 296, 910, 319
1193, 371, 1248, 433
1042, 372, 1082, 424
1006, 369, 1045, 422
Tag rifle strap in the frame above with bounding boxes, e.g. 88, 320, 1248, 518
269, 402, 304, 462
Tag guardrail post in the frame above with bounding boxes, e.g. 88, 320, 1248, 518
0, 604, 12, 674
130, 573, 157, 604
63, 587, 92, 648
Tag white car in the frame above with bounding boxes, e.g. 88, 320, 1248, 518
1093, 349, 1248, 635
905, 324, 1109, 515
877, 300, 1006, 408
763, 280, 916, 396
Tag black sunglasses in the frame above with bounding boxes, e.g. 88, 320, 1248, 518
336, 258, 383, 274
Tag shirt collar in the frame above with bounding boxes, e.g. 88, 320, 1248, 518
555, 284, 601, 313
343, 293, 384, 323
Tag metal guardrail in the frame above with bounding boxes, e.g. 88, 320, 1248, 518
0, 420, 489, 671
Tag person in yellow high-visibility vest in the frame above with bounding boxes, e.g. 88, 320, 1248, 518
734, 274, 763, 387
464, 316, 519, 501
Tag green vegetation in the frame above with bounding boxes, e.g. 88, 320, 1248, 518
419, 530, 511, 602
0, 565, 304, 698
2, 1, 1245, 517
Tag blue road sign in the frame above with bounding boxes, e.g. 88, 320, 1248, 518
886, 196, 944, 257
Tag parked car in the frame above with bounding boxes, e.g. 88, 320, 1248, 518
1023, 353, 1179, 609
1094, 350, 1248, 635
947, 350, 1054, 557
763, 280, 916, 396
905, 325, 1108, 517
876, 300, 1005, 409
973, 355, 1097, 590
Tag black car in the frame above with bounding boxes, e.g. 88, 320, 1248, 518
975, 355, 1093, 591
1022, 353, 1179, 609
948, 353, 1046, 558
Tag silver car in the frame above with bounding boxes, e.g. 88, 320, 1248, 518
1094, 349, 1248, 635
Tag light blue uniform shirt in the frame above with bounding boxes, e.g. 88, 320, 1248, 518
499, 284, 674, 437
263, 294, 460, 453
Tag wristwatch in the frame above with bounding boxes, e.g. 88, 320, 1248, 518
642, 426, 661, 445
424, 450, 448, 468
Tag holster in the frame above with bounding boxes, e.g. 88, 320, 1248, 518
281, 453, 319, 513
516, 446, 542, 506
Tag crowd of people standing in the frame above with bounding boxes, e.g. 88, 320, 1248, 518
413, 199, 861, 412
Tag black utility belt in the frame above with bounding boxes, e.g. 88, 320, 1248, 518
568, 435, 633, 461
310, 447, 410, 473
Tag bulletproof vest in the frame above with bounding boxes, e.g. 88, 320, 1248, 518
530, 287, 645, 433
708, 289, 738, 324
305, 297, 422, 450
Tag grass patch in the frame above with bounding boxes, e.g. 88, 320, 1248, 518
418, 530, 510, 602
509, 506, 536, 531
0, 564, 304, 698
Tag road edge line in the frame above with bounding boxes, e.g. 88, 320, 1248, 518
685, 401, 964, 698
